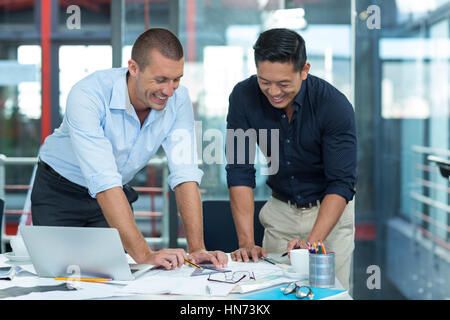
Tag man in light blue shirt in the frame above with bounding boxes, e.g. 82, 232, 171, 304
31, 28, 227, 270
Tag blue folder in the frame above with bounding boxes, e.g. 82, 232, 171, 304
241, 285, 346, 300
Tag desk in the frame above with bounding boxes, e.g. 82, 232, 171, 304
0, 253, 352, 300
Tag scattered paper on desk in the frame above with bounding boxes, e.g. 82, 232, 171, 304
0, 253, 294, 299
16, 264, 36, 275
118, 259, 286, 297
118, 275, 236, 297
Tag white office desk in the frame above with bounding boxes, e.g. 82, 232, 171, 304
0, 253, 352, 300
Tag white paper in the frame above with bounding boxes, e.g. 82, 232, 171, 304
118, 259, 286, 297
119, 274, 236, 297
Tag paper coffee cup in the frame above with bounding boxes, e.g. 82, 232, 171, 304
289, 249, 309, 275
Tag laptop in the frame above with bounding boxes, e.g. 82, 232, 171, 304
19, 225, 153, 281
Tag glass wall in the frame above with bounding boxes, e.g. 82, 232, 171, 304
178, 0, 352, 201
0, 1, 40, 159
372, 0, 450, 299
59, 45, 112, 114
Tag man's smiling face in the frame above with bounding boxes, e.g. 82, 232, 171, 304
129, 49, 184, 112
256, 60, 309, 110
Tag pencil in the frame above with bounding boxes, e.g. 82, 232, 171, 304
184, 258, 203, 270
321, 241, 327, 254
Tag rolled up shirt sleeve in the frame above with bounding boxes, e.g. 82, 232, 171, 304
225, 86, 257, 189
162, 87, 203, 190
65, 85, 123, 197
321, 93, 357, 203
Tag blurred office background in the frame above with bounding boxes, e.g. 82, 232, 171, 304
0, 0, 449, 299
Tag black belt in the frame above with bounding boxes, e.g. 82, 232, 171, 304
38, 160, 62, 178
37, 160, 87, 191
271, 191, 319, 210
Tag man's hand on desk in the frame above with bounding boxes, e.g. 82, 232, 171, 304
188, 250, 228, 269
142, 249, 228, 270
230, 245, 267, 263
145, 248, 188, 270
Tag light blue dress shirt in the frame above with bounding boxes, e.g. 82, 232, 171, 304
39, 67, 203, 197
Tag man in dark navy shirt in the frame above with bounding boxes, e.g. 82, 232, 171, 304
225, 28, 356, 290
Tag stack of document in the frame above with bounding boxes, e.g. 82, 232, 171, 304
118, 274, 236, 297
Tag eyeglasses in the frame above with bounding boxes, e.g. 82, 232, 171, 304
207, 271, 256, 284
282, 282, 314, 300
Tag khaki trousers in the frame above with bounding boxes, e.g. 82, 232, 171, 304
259, 196, 355, 291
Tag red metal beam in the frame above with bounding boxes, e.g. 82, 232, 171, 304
186, 0, 196, 62
354, 222, 376, 241
40, 0, 52, 144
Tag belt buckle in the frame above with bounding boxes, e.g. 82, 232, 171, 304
297, 201, 313, 211
303, 202, 313, 210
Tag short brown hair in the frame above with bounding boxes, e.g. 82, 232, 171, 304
131, 28, 184, 70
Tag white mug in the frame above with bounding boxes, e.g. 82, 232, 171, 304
10, 236, 29, 257
290, 249, 309, 275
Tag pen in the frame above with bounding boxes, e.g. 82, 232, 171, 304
54, 277, 111, 282
184, 258, 203, 270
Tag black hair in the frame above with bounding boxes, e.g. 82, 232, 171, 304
253, 28, 307, 72
131, 28, 184, 70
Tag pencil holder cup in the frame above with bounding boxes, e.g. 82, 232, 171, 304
309, 252, 335, 288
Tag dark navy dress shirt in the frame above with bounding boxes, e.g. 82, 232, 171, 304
225, 74, 357, 205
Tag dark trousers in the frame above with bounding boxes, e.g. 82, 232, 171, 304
31, 161, 138, 227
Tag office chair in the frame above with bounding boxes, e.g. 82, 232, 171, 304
0, 199, 4, 253
202, 200, 266, 253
